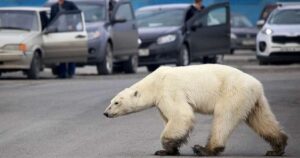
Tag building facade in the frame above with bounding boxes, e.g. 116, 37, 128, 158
0, 0, 299, 24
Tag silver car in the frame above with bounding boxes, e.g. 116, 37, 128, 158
0, 7, 88, 79
256, 4, 300, 65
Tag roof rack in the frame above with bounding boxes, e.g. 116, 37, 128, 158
276, 2, 300, 7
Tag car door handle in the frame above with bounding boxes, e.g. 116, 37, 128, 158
76, 35, 86, 39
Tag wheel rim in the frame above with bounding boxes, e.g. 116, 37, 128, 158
182, 47, 189, 66
106, 46, 113, 73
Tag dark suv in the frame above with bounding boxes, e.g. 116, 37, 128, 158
136, 3, 230, 71
46, 0, 139, 74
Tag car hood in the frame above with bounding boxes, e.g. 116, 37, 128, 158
231, 27, 258, 34
0, 30, 39, 48
138, 26, 180, 41
265, 24, 300, 35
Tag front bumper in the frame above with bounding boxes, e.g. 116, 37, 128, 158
256, 33, 300, 63
0, 51, 33, 70
138, 40, 181, 66
231, 38, 256, 50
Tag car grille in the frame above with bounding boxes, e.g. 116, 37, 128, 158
272, 36, 300, 44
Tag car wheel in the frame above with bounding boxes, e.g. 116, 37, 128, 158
177, 44, 190, 66
123, 55, 138, 74
97, 44, 113, 75
230, 49, 235, 54
147, 65, 160, 72
27, 52, 41, 79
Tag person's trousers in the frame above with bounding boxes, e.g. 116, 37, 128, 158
58, 63, 76, 78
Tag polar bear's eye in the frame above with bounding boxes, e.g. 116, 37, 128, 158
114, 102, 119, 105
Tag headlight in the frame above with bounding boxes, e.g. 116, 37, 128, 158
262, 28, 273, 35
138, 38, 142, 45
3, 43, 27, 53
88, 31, 101, 40
157, 34, 177, 45
231, 33, 237, 39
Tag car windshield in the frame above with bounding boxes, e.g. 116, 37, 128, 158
269, 9, 300, 25
76, 3, 106, 22
231, 14, 253, 28
0, 10, 39, 31
136, 9, 186, 28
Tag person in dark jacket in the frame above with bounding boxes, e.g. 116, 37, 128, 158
184, 0, 205, 23
50, 0, 79, 79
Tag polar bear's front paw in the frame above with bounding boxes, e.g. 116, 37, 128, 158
154, 150, 180, 156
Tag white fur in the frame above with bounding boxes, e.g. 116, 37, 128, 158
104, 64, 287, 155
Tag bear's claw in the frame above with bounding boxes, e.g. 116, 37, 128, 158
154, 150, 180, 156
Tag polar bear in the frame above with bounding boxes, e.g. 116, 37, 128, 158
103, 64, 288, 156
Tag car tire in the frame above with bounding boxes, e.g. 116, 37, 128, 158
97, 44, 113, 75
147, 65, 160, 72
230, 49, 235, 54
27, 52, 41, 79
123, 55, 138, 74
51, 66, 59, 76
176, 44, 190, 66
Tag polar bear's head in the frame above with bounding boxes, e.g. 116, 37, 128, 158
104, 88, 150, 118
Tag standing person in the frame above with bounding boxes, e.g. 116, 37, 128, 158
184, 0, 205, 23
50, 0, 79, 78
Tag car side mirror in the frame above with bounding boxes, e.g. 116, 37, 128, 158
256, 20, 265, 29
112, 16, 127, 24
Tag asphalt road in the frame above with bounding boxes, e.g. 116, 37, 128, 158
0, 52, 300, 158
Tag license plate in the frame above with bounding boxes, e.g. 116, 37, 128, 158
139, 49, 150, 56
281, 47, 300, 52
242, 40, 255, 45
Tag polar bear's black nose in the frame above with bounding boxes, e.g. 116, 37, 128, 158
104, 112, 109, 117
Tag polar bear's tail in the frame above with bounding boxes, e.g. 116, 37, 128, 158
246, 94, 288, 156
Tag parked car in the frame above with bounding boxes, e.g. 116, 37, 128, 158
136, 3, 230, 71
256, 4, 300, 65
46, 0, 139, 75
0, 7, 88, 79
257, 2, 300, 29
230, 13, 258, 54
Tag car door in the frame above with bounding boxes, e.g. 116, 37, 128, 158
111, 2, 139, 56
188, 2, 230, 59
42, 11, 88, 63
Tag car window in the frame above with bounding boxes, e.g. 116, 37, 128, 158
47, 12, 83, 33
0, 10, 39, 31
115, 3, 134, 21
205, 7, 227, 26
136, 9, 186, 28
76, 3, 106, 23
231, 14, 253, 28
269, 9, 300, 25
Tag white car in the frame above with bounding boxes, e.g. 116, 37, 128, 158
0, 7, 88, 79
256, 5, 300, 65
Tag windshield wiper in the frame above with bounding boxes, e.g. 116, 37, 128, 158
0, 26, 30, 31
